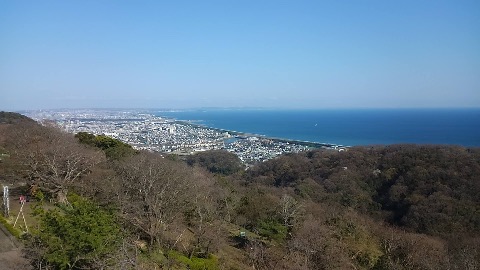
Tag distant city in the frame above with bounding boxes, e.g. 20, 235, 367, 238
24, 109, 344, 164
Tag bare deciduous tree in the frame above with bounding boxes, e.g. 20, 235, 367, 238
279, 194, 302, 228
115, 152, 193, 246
184, 168, 226, 258
7, 123, 104, 203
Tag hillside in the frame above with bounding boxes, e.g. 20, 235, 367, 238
246, 145, 480, 236
0, 111, 36, 124
0, 113, 479, 269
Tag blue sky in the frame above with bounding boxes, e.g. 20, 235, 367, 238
1, 0, 479, 110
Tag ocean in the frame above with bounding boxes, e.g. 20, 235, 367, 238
155, 109, 480, 147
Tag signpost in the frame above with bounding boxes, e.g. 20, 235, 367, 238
2, 185, 9, 217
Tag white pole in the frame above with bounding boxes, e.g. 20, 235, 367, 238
2, 186, 8, 217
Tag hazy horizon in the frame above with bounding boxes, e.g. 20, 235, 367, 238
8, 104, 480, 112
1, 1, 479, 111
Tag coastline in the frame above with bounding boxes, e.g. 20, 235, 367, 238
173, 119, 345, 149
157, 108, 480, 147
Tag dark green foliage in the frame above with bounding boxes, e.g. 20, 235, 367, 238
0, 111, 35, 124
94, 135, 130, 150
235, 188, 279, 228
374, 145, 480, 235
257, 220, 287, 243
245, 145, 480, 237
30, 194, 121, 269
167, 250, 219, 270
103, 143, 136, 160
75, 132, 135, 159
74, 131, 96, 146
186, 150, 244, 175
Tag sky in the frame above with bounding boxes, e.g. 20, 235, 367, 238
1, 0, 479, 110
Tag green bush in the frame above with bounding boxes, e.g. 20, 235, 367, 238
257, 220, 287, 243
31, 194, 121, 269
75, 132, 135, 160
186, 150, 244, 175
167, 250, 219, 270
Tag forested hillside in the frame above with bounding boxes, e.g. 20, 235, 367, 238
0, 112, 479, 270
246, 146, 480, 236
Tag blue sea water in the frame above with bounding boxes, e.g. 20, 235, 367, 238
155, 109, 480, 147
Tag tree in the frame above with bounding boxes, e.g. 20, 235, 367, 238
74, 132, 96, 146
183, 168, 224, 259
115, 152, 193, 246
279, 194, 302, 229
186, 150, 244, 175
75, 132, 136, 160
27, 194, 121, 269
7, 124, 104, 203
0, 111, 35, 124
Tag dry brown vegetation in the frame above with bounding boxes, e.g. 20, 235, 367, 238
0, 112, 479, 269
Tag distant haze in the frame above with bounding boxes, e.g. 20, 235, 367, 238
1, 1, 479, 110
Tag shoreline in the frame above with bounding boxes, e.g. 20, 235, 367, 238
155, 109, 480, 147
173, 119, 346, 149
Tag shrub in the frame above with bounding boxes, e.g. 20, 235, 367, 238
167, 250, 219, 270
